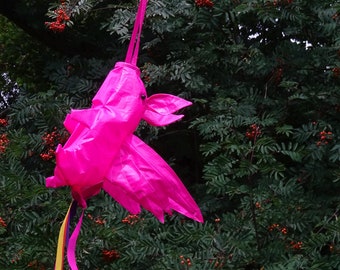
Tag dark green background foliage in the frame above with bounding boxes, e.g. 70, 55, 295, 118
0, 0, 339, 269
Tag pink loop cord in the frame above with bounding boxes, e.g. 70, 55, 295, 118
67, 210, 84, 270
125, 0, 148, 65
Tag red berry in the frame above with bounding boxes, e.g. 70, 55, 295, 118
195, 0, 214, 8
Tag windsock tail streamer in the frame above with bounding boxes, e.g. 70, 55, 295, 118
54, 201, 83, 270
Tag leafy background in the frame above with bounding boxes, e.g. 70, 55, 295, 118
0, 0, 339, 269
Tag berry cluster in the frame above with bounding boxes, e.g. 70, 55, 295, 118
316, 130, 333, 146
270, 0, 293, 6
209, 253, 234, 269
325, 243, 335, 253
245, 124, 262, 140
274, 67, 283, 84
0, 216, 7, 227
0, 134, 9, 154
87, 214, 105, 225
45, 1, 70, 32
0, 118, 8, 126
27, 260, 46, 270
290, 241, 302, 250
336, 104, 340, 113
209, 258, 226, 268
268, 223, 288, 235
141, 63, 152, 83
195, 0, 214, 8
102, 249, 120, 262
179, 255, 192, 267
332, 67, 340, 77
40, 128, 69, 160
40, 149, 56, 161
10, 249, 23, 264
122, 214, 142, 225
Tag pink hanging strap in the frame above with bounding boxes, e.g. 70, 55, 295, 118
125, 0, 148, 65
67, 210, 84, 270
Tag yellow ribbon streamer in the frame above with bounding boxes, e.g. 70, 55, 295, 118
55, 201, 73, 270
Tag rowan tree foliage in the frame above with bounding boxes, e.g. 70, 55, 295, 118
0, 0, 340, 269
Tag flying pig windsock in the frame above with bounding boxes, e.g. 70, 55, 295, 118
47, 1, 202, 269
46, 61, 203, 223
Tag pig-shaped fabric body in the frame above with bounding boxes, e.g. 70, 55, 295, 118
46, 62, 203, 223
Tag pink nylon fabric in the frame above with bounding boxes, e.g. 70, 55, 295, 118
50, 1, 202, 269
46, 61, 203, 223
67, 209, 84, 270
103, 134, 203, 222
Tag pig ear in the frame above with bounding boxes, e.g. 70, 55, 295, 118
142, 94, 192, 126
